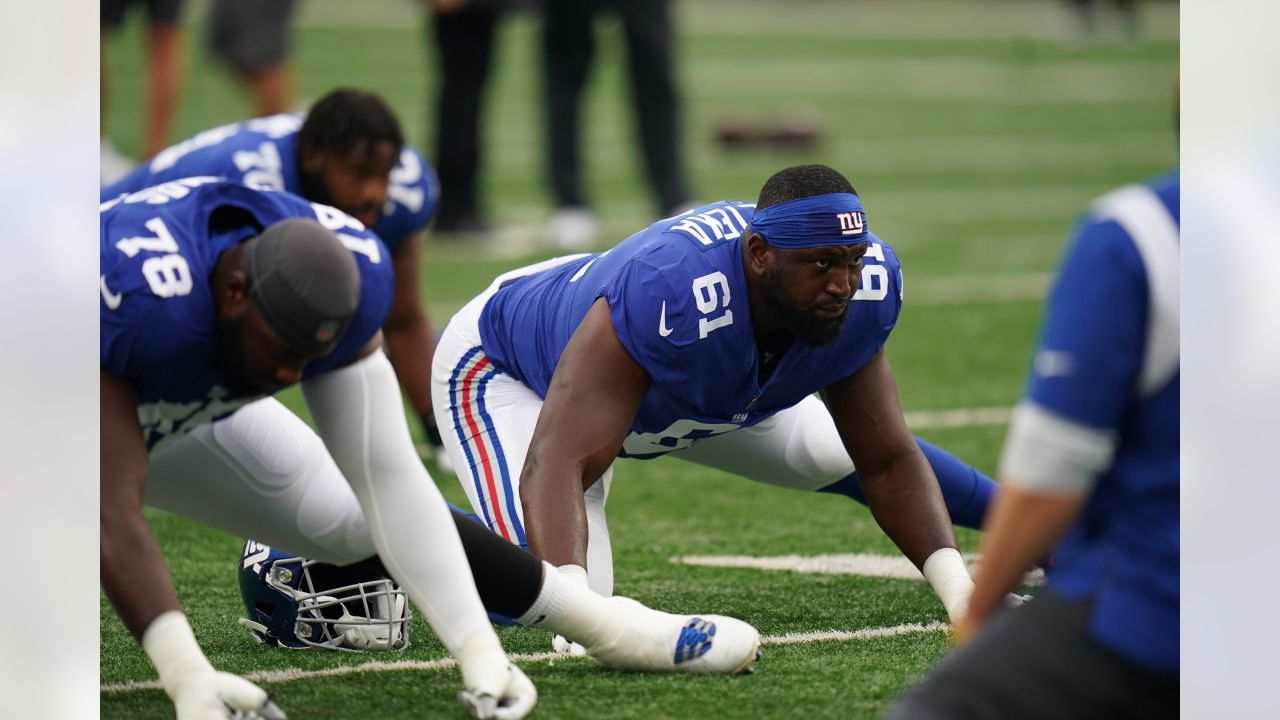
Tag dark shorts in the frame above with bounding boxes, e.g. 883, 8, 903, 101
207, 0, 298, 72
886, 591, 1178, 720
102, 0, 183, 28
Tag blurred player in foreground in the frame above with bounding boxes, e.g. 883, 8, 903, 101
100, 178, 761, 720
434, 164, 1001, 636
102, 88, 452, 465
886, 170, 1180, 718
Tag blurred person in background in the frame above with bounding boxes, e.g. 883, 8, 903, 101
1065, 0, 1140, 43
101, 0, 185, 183
426, 0, 525, 236
886, 168, 1180, 719
102, 89, 452, 465
541, 0, 692, 250
207, 0, 299, 118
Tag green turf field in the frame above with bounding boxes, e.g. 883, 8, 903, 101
101, 1, 1178, 717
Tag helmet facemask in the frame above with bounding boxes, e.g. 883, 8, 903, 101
239, 541, 412, 652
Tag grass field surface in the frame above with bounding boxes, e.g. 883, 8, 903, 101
101, 1, 1177, 717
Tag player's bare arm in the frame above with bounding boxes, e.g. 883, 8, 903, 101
821, 349, 957, 569
100, 369, 181, 639
521, 298, 651, 569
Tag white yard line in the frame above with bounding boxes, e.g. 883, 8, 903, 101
674, 553, 1044, 586
676, 552, 958, 581
763, 622, 950, 646
902, 405, 1015, 429
101, 623, 947, 694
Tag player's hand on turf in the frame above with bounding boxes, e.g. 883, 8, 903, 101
1005, 592, 1032, 608
457, 653, 537, 720
172, 670, 285, 720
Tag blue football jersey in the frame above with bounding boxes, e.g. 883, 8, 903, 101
101, 114, 438, 250
1024, 171, 1180, 674
478, 201, 903, 459
100, 177, 394, 451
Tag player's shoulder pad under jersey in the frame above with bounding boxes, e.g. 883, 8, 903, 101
102, 114, 305, 202
147, 113, 303, 176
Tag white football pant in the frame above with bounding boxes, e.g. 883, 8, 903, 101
146, 396, 377, 565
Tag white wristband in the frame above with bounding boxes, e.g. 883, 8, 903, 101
141, 611, 215, 700
921, 548, 974, 623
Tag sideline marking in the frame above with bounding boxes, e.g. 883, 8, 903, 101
100, 623, 948, 694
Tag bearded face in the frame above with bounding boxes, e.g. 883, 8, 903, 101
760, 256, 852, 347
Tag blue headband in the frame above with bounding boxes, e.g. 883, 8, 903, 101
749, 192, 868, 249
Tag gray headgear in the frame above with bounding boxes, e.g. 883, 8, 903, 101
243, 219, 361, 356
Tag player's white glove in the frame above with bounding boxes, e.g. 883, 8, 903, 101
143, 611, 286, 720
171, 671, 286, 720
457, 646, 537, 720
922, 548, 975, 624
1006, 592, 1033, 608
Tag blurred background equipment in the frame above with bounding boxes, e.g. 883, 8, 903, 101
714, 105, 824, 152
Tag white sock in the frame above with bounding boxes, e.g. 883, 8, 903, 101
516, 562, 577, 629
516, 562, 618, 648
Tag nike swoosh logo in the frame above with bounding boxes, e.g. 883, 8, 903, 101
658, 301, 673, 337
100, 275, 123, 309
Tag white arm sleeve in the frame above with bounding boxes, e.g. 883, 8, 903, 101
998, 401, 1118, 497
302, 351, 501, 661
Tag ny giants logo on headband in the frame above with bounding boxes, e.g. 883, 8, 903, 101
836, 210, 866, 236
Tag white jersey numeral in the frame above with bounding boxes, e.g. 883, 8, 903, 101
852, 242, 889, 302
312, 202, 381, 264
670, 205, 750, 246
116, 217, 194, 298
387, 148, 426, 214
692, 271, 734, 339
234, 141, 286, 190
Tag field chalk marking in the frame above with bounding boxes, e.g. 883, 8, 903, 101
903, 405, 1013, 430
674, 552, 1043, 587
100, 623, 947, 694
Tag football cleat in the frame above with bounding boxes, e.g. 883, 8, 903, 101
551, 634, 588, 657
583, 597, 761, 675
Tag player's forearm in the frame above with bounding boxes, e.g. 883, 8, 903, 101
859, 449, 958, 569
967, 485, 1085, 627
519, 450, 592, 568
100, 505, 183, 640
383, 316, 436, 416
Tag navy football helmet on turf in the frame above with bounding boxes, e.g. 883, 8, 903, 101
237, 540, 411, 652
